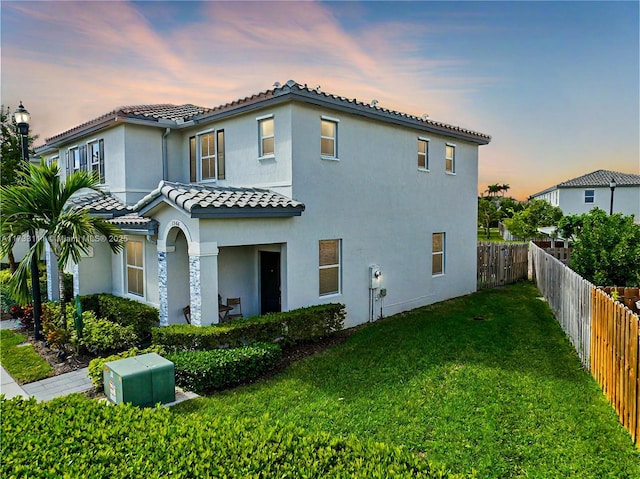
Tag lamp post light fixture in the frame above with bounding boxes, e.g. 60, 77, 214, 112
14, 101, 43, 341
609, 178, 617, 215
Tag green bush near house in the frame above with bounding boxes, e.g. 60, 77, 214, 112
152, 303, 345, 351
1, 394, 456, 478
80, 312, 138, 356
167, 343, 282, 393
81, 294, 159, 346
87, 345, 166, 389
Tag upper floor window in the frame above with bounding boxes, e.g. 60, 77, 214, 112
418, 138, 429, 170
319, 239, 341, 296
258, 116, 274, 158
88, 139, 105, 183
432, 232, 445, 276
584, 189, 595, 203
321, 117, 338, 159
445, 144, 455, 174
195, 130, 225, 181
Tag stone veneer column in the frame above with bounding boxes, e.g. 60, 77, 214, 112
188, 242, 219, 326
158, 251, 168, 326
45, 242, 60, 301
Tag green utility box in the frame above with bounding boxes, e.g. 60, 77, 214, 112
103, 353, 175, 406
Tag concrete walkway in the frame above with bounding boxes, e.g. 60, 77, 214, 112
1, 320, 198, 405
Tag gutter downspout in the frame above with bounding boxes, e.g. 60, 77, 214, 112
162, 128, 171, 180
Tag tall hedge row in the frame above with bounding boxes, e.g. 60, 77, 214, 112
152, 303, 345, 351
1, 395, 459, 478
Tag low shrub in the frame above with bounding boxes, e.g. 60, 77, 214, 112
153, 303, 345, 351
1, 395, 456, 478
80, 312, 137, 356
167, 343, 282, 393
81, 294, 159, 346
87, 345, 166, 389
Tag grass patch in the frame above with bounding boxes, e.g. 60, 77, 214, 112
0, 329, 53, 384
174, 282, 640, 478
477, 227, 503, 241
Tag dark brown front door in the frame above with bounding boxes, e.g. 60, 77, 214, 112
260, 251, 281, 314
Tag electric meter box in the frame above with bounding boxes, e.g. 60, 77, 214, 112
103, 353, 175, 407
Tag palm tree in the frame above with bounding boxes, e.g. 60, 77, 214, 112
500, 184, 510, 196
486, 184, 501, 197
0, 160, 124, 329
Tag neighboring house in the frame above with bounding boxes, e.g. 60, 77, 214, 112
529, 170, 640, 218
36, 80, 491, 328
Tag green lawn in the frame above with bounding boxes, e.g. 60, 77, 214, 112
0, 329, 53, 384
477, 227, 504, 241
174, 282, 640, 478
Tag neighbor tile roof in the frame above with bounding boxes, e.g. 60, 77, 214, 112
41, 80, 490, 147
556, 170, 640, 188
136, 181, 305, 218
530, 169, 640, 198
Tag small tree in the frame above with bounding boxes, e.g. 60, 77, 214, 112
0, 160, 125, 328
478, 197, 501, 239
502, 199, 563, 240
568, 208, 640, 286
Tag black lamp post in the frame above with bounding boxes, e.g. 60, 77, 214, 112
609, 178, 617, 215
14, 101, 43, 341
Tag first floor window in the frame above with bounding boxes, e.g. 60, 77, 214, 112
418, 138, 429, 170
432, 233, 445, 275
445, 144, 455, 173
319, 239, 341, 295
584, 189, 595, 203
126, 240, 144, 296
321, 118, 338, 158
259, 117, 274, 157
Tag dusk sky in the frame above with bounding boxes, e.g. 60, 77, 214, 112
2, 0, 638, 199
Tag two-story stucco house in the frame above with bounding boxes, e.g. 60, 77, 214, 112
530, 170, 640, 219
36, 80, 491, 328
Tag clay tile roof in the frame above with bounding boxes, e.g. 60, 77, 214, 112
67, 192, 132, 215
557, 170, 640, 188
108, 212, 156, 227
135, 181, 305, 218
45, 103, 212, 143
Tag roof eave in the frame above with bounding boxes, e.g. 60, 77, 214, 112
189, 206, 305, 219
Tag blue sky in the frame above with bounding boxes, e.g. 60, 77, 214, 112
2, 0, 638, 198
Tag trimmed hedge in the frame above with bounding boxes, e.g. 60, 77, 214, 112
80, 312, 137, 356
167, 343, 282, 393
87, 346, 166, 389
153, 303, 345, 351
1, 395, 460, 478
81, 294, 159, 345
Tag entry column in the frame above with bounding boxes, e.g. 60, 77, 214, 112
188, 242, 219, 326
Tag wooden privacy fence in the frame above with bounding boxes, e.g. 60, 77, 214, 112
529, 243, 592, 367
529, 242, 640, 447
592, 288, 640, 446
477, 242, 529, 290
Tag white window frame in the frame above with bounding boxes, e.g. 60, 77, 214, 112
418, 137, 429, 171
87, 139, 104, 184
445, 144, 455, 174
319, 239, 342, 296
432, 232, 445, 276
125, 239, 145, 298
195, 128, 225, 182
584, 189, 595, 204
49, 155, 58, 167
69, 146, 80, 171
257, 114, 275, 159
321, 116, 339, 160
